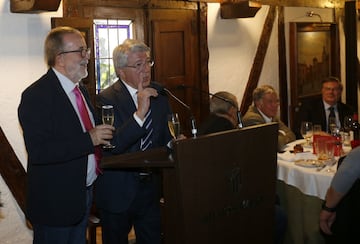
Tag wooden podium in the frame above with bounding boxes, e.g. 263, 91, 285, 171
101, 123, 278, 244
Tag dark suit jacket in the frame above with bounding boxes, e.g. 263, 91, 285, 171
295, 99, 354, 139
95, 80, 172, 212
198, 114, 235, 136
18, 69, 96, 226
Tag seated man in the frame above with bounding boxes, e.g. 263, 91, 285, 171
243, 84, 296, 151
320, 147, 360, 242
198, 91, 238, 135
199, 90, 287, 244
295, 76, 353, 138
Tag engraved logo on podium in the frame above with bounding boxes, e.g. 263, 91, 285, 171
229, 167, 242, 193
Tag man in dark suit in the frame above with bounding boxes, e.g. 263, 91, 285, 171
198, 91, 239, 135
18, 26, 114, 244
95, 39, 173, 244
296, 77, 354, 138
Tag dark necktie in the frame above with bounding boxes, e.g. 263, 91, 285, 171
140, 109, 153, 151
73, 86, 102, 175
328, 106, 336, 133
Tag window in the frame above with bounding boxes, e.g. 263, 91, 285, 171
94, 19, 133, 93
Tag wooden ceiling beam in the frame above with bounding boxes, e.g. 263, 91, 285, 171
10, 0, 61, 13
190, 0, 345, 9
221, 1, 262, 18
250, 0, 344, 8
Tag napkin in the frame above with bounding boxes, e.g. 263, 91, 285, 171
278, 151, 317, 162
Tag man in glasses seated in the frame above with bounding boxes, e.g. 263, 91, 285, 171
295, 77, 354, 138
243, 84, 296, 152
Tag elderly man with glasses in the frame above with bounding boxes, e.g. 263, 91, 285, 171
18, 26, 114, 244
295, 77, 354, 138
243, 84, 296, 152
95, 39, 173, 244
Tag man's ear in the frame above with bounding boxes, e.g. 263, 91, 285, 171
117, 68, 125, 79
56, 54, 65, 67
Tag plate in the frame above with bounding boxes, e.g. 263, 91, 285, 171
294, 159, 324, 168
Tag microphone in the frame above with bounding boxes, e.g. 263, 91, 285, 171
177, 84, 244, 128
150, 82, 167, 96
150, 82, 198, 138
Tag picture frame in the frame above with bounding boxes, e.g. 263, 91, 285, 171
289, 22, 339, 100
289, 22, 339, 129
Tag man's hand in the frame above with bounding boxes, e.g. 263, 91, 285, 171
135, 82, 158, 120
89, 124, 115, 146
319, 209, 336, 235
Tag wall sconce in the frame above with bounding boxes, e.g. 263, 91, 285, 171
306, 11, 323, 22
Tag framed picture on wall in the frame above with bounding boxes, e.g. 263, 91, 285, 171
289, 22, 339, 127
290, 22, 339, 99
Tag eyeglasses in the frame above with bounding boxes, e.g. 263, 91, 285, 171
263, 98, 280, 105
58, 48, 91, 58
323, 87, 340, 92
125, 60, 154, 71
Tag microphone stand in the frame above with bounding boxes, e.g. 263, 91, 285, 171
178, 85, 244, 129
163, 88, 197, 138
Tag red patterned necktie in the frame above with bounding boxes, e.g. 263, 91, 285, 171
73, 86, 102, 175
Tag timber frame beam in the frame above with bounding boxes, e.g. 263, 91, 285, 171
190, 0, 346, 9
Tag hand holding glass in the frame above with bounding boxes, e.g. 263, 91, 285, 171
300, 121, 313, 146
168, 113, 181, 139
102, 105, 115, 149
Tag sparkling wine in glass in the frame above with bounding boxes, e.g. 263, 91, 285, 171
300, 121, 313, 146
102, 105, 115, 149
168, 113, 181, 139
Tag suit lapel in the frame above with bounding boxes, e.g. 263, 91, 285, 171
47, 69, 84, 132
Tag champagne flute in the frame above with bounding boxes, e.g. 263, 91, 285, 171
168, 113, 181, 139
102, 105, 115, 149
300, 121, 313, 147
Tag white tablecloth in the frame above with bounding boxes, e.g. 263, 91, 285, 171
277, 139, 343, 200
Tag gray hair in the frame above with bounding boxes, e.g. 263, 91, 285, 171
45, 26, 83, 67
321, 76, 343, 91
252, 85, 278, 103
113, 39, 151, 69
210, 91, 238, 114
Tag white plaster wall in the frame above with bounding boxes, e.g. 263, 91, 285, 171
0, 0, 62, 242
208, 4, 276, 108
208, 4, 336, 115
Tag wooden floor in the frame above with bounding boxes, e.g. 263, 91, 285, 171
90, 227, 136, 244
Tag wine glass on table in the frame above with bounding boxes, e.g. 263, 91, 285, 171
168, 113, 181, 139
300, 121, 313, 147
102, 105, 115, 149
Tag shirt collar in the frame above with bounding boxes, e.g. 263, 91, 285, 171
121, 79, 138, 104
323, 101, 337, 111
257, 107, 272, 123
52, 67, 78, 94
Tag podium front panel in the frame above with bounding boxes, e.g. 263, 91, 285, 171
164, 123, 278, 244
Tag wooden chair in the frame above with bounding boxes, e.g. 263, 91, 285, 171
87, 214, 101, 244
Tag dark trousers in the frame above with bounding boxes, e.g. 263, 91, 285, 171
275, 204, 287, 244
32, 187, 93, 244
100, 177, 161, 244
